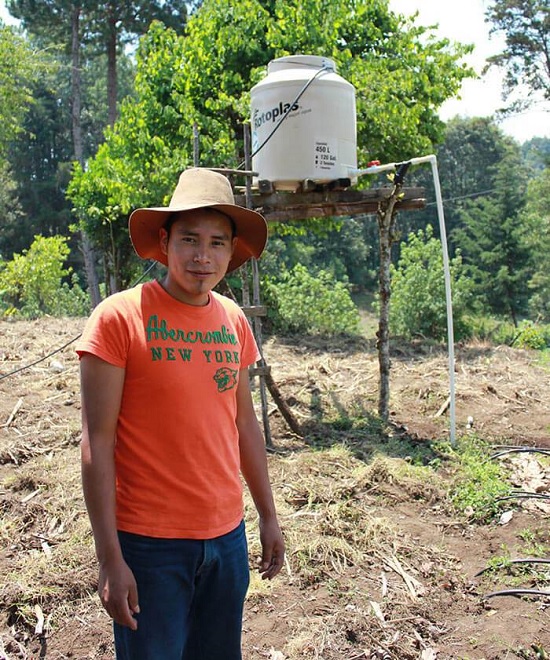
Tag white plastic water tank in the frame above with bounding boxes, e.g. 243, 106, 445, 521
250, 55, 357, 191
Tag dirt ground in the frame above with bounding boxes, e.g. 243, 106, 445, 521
0, 316, 549, 659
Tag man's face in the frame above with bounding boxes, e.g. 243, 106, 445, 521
159, 209, 236, 306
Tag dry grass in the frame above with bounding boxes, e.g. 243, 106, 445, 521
1, 318, 549, 659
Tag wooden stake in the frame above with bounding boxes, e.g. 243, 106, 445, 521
3, 398, 23, 427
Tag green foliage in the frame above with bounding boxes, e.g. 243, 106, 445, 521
460, 315, 550, 349
0, 235, 89, 318
260, 217, 376, 292
5, 62, 75, 257
521, 137, 550, 175
405, 117, 521, 253
445, 436, 511, 521
263, 264, 361, 337
67, 22, 193, 289
466, 315, 518, 345
0, 23, 51, 154
485, 0, 549, 105
522, 168, 550, 321
0, 159, 22, 258
68, 0, 475, 284
388, 225, 475, 341
518, 528, 550, 557
512, 320, 548, 350
454, 146, 532, 325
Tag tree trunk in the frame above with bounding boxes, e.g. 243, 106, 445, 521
71, 3, 101, 308
106, 5, 118, 127
376, 183, 402, 421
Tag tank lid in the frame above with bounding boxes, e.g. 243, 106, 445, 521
267, 55, 336, 74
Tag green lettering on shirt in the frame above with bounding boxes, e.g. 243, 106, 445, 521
146, 315, 238, 346
151, 347, 163, 361
178, 348, 192, 361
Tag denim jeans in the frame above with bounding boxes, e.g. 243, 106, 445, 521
114, 520, 249, 660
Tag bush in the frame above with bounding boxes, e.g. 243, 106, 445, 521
512, 320, 548, 350
466, 316, 517, 345
0, 235, 89, 318
466, 316, 550, 349
389, 226, 475, 341
263, 264, 361, 337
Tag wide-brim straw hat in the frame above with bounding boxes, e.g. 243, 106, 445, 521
129, 168, 268, 272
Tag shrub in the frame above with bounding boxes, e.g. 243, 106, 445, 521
468, 317, 550, 349
0, 235, 89, 318
389, 226, 475, 341
466, 316, 517, 345
512, 321, 548, 350
263, 264, 361, 337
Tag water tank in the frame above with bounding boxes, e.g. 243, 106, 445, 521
250, 55, 357, 191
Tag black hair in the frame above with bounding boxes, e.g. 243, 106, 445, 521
164, 209, 236, 238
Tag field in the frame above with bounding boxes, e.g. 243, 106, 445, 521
1, 316, 549, 659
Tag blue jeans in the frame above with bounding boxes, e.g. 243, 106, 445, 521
114, 520, 249, 660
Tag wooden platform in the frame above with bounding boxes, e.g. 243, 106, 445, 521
234, 187, 426, 222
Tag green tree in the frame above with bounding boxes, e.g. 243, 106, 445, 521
0, 23, 50, 257
4, 69, 74, 256
68, 0, 475, 287
68, 21, 191, 292
522, 136, 550, 174
485, 0, 550, 106
7, 0, 187, 126
454, 147, 532, 325
389, 225, 474, 341
259, 217, 375, 292
264, 263, 361, 336
6, 1, 185, 302
268, 0, 474, 163
402, 117, 518, 250
0, 160, 22, 260
522, 167, 550, 320
0, 22, 47, 151
0, 235, 89, 317
85, 0, 189, 126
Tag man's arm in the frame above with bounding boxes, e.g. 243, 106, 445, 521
80, 353, 139, 629
236, 371, 285, 580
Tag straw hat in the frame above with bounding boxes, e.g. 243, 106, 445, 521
129, 168, 267, 272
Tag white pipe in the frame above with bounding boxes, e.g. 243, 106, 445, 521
429, 155, 457, 446
350, 155, 457, 445
348, 154, 438, 177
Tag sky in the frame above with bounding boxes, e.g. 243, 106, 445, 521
389, 0, 549, 143
1, 0, 548, 143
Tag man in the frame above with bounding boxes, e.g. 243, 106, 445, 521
77, 167, 285, 660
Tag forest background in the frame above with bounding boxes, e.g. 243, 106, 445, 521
0, 0, 549, 348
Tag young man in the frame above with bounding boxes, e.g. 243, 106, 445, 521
77, 168, 285, 660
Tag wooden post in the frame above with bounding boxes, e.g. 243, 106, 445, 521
244, 123, 273, 447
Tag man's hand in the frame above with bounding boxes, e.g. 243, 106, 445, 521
258, 517, 285, 580
98, 558, 140, 629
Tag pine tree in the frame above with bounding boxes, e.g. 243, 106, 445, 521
454, 147, 532, 325
522, 167, 550, 320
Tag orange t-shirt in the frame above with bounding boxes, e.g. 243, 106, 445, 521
76, 280, 260, 539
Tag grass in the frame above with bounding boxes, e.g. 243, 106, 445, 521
442, 435, 512, 521
535, 348, 550, 370
518, 528, 550, 558
351, 290, 378, 338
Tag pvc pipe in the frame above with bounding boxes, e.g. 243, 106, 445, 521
350, 155, 457, 445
